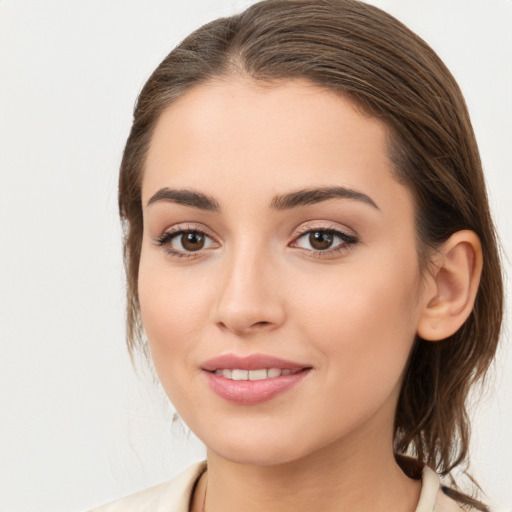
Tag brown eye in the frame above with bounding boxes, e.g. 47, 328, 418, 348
292, 227, 358, 256
309, 231, 334, 250
180, 232, 205, 251
154, 228, 218, 257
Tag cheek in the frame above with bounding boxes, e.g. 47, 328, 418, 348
137, 250, 211, 383
297, 249, 420, 332
295, 251, 422, 398
138, 267, 208, 440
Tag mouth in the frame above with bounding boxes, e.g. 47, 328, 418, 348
211, 368, 303, 381
201, 354, 312, 405
201, 353, 310, 372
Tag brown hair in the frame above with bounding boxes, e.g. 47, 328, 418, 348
118, 1, 503, 508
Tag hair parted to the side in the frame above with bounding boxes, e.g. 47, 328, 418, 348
118, 1, 503, 509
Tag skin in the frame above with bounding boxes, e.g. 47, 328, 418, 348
138, 77, 434, 512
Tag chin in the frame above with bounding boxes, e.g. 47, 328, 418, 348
198, 424, 324, 467
210, 443, 306, 467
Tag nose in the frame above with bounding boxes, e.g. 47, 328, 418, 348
214, 244, 286, 336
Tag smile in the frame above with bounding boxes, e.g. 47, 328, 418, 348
202, 354, 312, 405
213, 368, 301, 380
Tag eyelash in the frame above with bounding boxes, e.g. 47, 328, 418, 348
153, 224, 216, 259
153, 224, 358, 259
291, 225, 358, 258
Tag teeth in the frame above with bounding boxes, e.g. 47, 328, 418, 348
249, 369, 267, 381
232, 369, 248, 381
213, 368, 300, 381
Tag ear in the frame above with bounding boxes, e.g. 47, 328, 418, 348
417, 230, 483, 342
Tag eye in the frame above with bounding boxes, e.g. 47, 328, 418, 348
292, 228, 357, 254
154, 228, 217, 257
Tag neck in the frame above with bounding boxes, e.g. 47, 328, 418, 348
194, 427, 421, 512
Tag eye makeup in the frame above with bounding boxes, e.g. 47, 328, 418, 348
153, 223, 219, 259
290, 225, 358, 258
152, 221, 359, 260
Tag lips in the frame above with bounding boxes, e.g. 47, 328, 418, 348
201, 354, 312, 405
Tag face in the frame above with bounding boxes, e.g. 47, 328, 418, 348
139, 78, 428, 466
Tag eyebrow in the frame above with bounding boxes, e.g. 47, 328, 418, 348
146, 188, 220, 212
270, 186, 379, 211
146, 185, 379, 212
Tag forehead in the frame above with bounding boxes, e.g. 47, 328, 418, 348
142, 77, 411, 216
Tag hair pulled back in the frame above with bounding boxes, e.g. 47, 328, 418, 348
118, 1, 503, 509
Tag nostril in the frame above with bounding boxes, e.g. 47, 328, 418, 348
252, 321, 271, 328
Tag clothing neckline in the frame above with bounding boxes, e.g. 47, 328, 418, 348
188, 461, 441, 512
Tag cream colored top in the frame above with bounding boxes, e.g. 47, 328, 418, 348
89, 461, 468, 512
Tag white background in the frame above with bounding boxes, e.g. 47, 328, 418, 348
0, 1, 510, 511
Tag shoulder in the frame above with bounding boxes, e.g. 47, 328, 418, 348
88, 461, 207, 512
417, 465, 479, 512
87, 459, 479, 512
435, 489, 467, 512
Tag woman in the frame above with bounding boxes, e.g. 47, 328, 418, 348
91, 1, 503, 510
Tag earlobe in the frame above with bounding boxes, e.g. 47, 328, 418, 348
417, 230, 483, 342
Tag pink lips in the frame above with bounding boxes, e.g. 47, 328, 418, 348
201, 354, 312, 405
